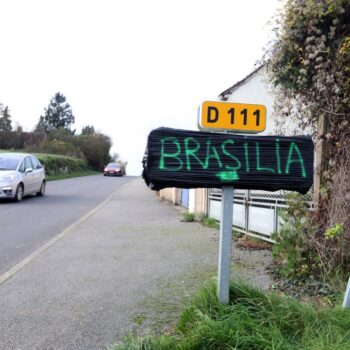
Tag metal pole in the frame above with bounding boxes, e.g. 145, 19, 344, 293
217, 186, 234, 304
343, 276, 350, 308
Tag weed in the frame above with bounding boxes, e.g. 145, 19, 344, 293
201, 216, 219, 229
113, 280, 350, 349
132, 314, 146, 326
325, 223, 344, 240
181, 212, 195, 222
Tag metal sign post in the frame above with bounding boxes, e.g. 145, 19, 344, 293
343, 276, 350, 308
217, 186, 234, 304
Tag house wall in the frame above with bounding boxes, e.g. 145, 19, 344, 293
188, 188, 208, 215
224, 68, 276, 135
159, 188, 180, 205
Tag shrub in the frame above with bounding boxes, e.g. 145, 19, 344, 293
36, 153, 89, 177
77, 133, 112, 170
272, 193, 313, 278
0, 131, 44, 150
272, 192, 350, 284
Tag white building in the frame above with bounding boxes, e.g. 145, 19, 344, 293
219, 65, 276, 135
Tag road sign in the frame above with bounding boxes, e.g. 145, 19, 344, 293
199, 101, 266, 133
143, 127, 314, 193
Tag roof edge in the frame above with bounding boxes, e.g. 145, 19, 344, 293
219, 64, 265, 101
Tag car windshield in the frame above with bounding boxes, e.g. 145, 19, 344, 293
107, 163, 120, 168
0, 155, 22, 170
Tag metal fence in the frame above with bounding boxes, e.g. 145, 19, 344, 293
208, 188, 314, 242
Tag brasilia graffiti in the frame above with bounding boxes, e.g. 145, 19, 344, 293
142, 127, 314, 194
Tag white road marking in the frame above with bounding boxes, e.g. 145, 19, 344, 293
0, 181, 130, 285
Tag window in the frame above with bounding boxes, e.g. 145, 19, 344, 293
18, 159, 25, 173
30, 156, 42, 169
24, 157, 33, 170
0, 155, 22, 170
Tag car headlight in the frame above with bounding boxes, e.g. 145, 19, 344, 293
0, 174, 15, 182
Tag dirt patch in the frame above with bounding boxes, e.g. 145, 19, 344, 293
235, 236, 273, 251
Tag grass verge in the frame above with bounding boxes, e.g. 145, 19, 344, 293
46, 170, 99, 181
111, 279, 350, 350
181, 212, 220, 229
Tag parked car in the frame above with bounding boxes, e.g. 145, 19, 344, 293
0, 153, 46, 202
103, 162, 123, 176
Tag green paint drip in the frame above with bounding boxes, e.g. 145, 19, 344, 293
217, 171, 239, 181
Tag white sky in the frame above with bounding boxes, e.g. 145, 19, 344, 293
0, 0, 282, 175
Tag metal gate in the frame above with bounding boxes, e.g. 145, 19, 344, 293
208, 189, 313, 242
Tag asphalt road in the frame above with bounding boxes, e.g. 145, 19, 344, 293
0, 175, 134, 276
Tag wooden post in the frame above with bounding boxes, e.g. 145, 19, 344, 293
314, 115, 327, 207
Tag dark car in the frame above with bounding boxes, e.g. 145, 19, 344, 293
103, 163, 123, 176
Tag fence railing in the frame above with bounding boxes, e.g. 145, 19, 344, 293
208, 189, 314, 243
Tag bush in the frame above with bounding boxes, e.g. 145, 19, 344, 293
0, 131, 44, 150
272, 192, 350, 284
272, 193, 313, 278
36, 153, 89, 177
77, 133, 112, 170
0, 128, 114, 171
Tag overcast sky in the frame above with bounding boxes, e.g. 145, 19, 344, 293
0, 0, 282, 175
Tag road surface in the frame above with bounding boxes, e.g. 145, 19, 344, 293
0, 175, 133, 275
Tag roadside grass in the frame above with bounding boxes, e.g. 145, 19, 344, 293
200, 216, 220, 229
111, 279, 350, 350
46, 170, 99, 181
181, 211, 220, 229
181, 212, 196, 222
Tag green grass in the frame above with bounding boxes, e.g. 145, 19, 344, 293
201, 216, 220, 229
181, 212, 196, 222
111, 280, 350, 350
181, 212, 220, 229
46, 170, 99, 181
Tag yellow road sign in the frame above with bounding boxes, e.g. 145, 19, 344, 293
199, 101, 266, 133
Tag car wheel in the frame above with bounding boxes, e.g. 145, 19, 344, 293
14, 184, 24, 202
37, 181, 46, 196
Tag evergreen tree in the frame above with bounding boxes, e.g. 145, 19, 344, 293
0, 106, 12, 132
81, 125, 95, 135
37, 92, 75, 132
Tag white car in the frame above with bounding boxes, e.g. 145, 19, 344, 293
0, 153, 46, 202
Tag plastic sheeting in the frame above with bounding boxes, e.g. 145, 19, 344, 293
142, 127, 314, 194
